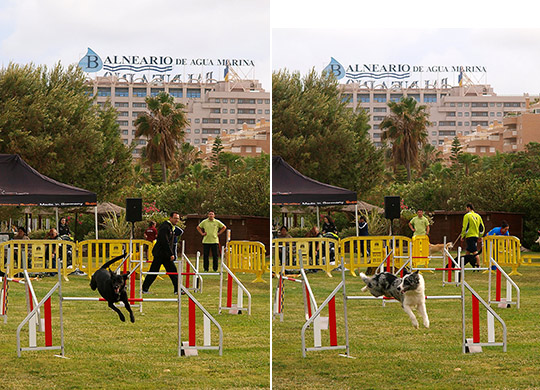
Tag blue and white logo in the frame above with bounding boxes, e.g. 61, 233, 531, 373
323, 57, 345, 80
78, 48, 103, 72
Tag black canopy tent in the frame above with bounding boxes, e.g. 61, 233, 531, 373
0, 154, 99, 237
272, 156, 360, 234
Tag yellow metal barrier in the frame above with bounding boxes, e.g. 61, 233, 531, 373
340, 236, 411, 276
412, 235, 430, 268
482, 236, 522, 276
227, 241, 267, 283
77, 239, 154, 277
0, 239, 77, 280
272, 237, 339, 277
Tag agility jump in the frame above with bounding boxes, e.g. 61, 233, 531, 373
15, 256, 223, 358
300, 248, 509, 357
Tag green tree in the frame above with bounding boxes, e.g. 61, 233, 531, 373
210, 136, 224, 169
218, 152, 242, 177
450, 136, 463, 165
0, 62, 132, 198
135, 91, 188, 183
272, 68, 384, 194
418, 143, 442, 177
380, 96, 430, 182
457, 152, 480, 175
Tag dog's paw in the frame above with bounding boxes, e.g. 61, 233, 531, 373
119, 314, 126, 322
361, 286, 368, 292
130, 314, 135, 323
424, 320, 430, 328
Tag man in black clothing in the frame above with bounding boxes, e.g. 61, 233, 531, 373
142, 211, 183, 294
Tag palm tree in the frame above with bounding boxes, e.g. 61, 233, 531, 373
134, 92, 187, 183
380, 96, 430, 181
457, 152, 480, 175
418, 143, 443, 176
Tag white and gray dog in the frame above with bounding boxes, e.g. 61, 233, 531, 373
360, 270, 429, 329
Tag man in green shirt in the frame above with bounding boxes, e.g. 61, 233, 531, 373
409, 209, 430, 237
461, 203, 485, 268
197, 211, 227, 272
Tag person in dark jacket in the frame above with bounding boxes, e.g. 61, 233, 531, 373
142, 211, 183, 294
321, 215, 337, 235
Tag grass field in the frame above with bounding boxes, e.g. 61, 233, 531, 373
0, 266, 270, 389
272, 262, 540, 390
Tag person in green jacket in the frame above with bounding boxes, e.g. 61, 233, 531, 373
461, 203, 485, 267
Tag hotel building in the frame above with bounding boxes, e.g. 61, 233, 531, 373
87, 76, 270, 157
340, 83, 538, 147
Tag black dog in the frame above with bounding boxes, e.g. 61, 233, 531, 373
454, 247, 483, 269
90, 254, 134, 323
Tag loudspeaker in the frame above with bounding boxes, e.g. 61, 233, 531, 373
384, 196, 401, 220
125, 198, 143, 222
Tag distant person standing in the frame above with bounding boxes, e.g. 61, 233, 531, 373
358, 215, 369, 255
409, 209, 430, 237
197, 211, 227, 272
461, 203, 485, 268
58, 217, 70, 237
142, 212, 181, 294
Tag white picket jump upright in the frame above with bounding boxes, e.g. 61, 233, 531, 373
219, 247, 251, 315
487, 240, 520, 309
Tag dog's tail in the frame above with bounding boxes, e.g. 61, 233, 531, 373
99, 253, 127, 270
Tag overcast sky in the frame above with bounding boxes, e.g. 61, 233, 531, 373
271, 1, 540, 95
0, 0, 271, 89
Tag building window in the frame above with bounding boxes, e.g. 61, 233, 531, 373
116, 120, 128, 126
238, 98, 256, 104
230, 109, 235, 114
195, 129, 200, 134
169, 88, 183, 98
490, 102, 495, 107
257, 99, 263, 104
465, 112, 470, 116
447, 112, 456, 117
230, 119, 235, 124
490, 112, 495, 116
465, 122, 470, 126
185, 129, 191, 133
122, 130, 128, 135
458, 112, 463, 117
264, 99, 270, 104
464, 103, 470, 107
115, 88, 129, 97
133, 88, 147, 97
238, 108, 255, 114
222, 119, 228, 124
373, 107, 386, 113
115, 102, 129, 108
342, 94, 352, 103
432, 131, 437, 136
133, 102, 146, 108
471, 112, 488, 117
118, 111, 129, 117
202, 118, 220, 124
409, 94, 420, 102
471, 102, 488, 107
222, 99, 228, 103
195, 119, 200, 123
211, 108, 221, 113
390, 94, 402, 102
132, 130, 136, 135
359, 94, 370, 103
374, 94, 386, 103
439, 121, 456, 126
497, 112, 502, 117
373, 116, 385, 121
230, 99, 236, 103
97, 87, 111, 97
373, 124, 379, 130
133, 112, 145, 118
245, 146, 252, 153
256, 147, 262, 153
458, 103, 463, 107
503, 102, 521, 107
187, 89, 201, 98
215, 98, 220, 103
265, 109, 270, 114
458, 122, 462, 126
450, 102, 456, 107
497, 102, 502, 107
194, 139, 200, 144
424, 94, 437, 103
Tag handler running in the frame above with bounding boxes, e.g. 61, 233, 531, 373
142, 211, 183, 294
461, 203, 485, 268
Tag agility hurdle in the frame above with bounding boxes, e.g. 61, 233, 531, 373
16, 261, 65, 358
15, 256, 223, 358
219, 247, 251, 315
487, 242, 520, 309
300, 256, 349, 358
301, 247, 507, 357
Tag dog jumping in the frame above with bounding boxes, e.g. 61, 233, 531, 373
90, 253, 135, 323
360, 270, 429, 329
429, 242, 453, 255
